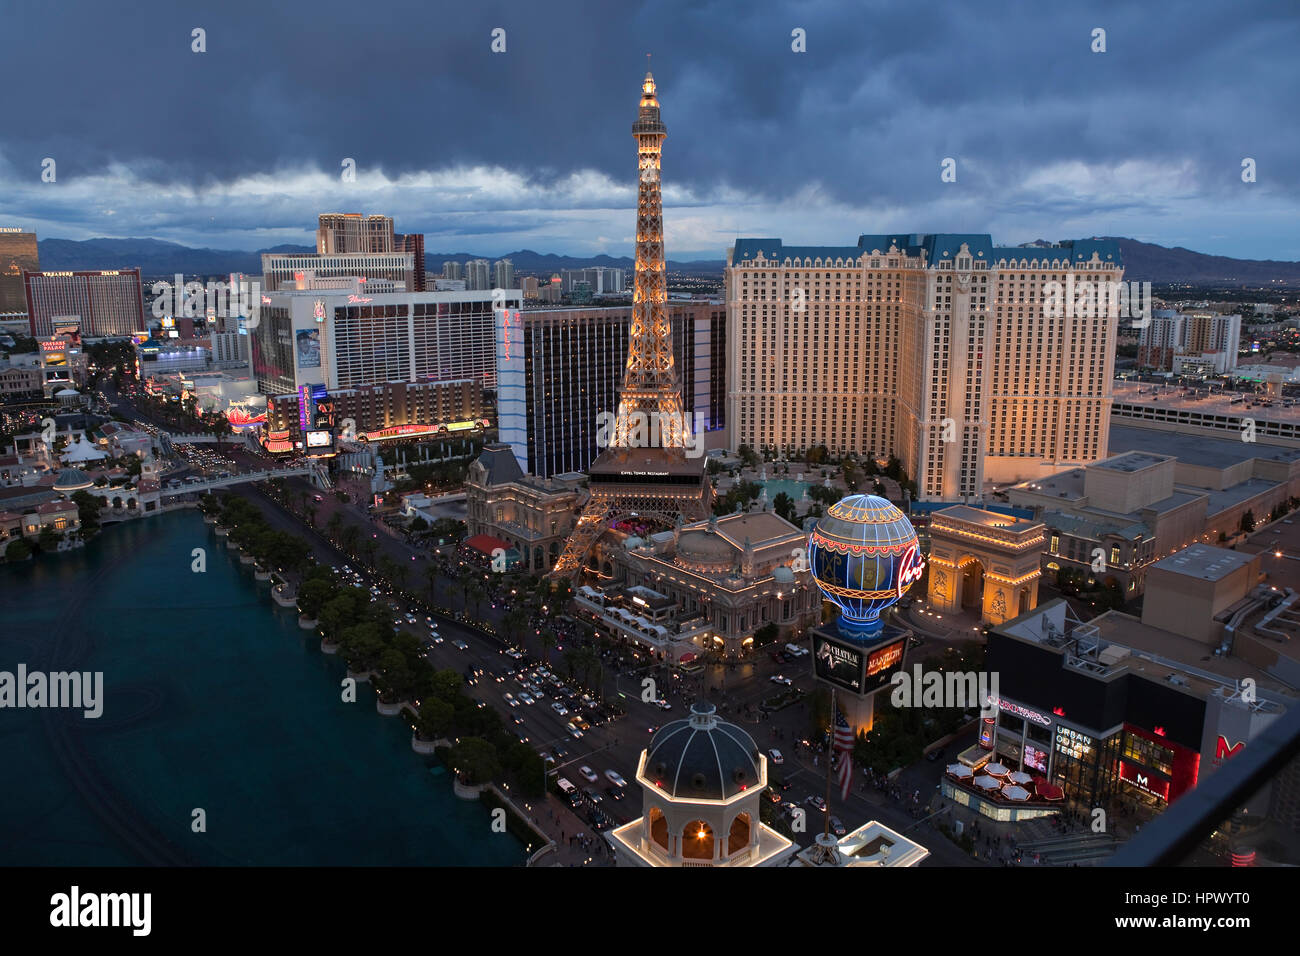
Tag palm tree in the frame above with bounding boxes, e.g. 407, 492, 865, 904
455, 565, 475, 611
391, 560, 410, 593
502, 606, 528, 646
326, 512, 343, 542
574, 645, 597, 690
340, 523, 360, 555
358, 537, 378, 568
539, 628, 558, 668
425, 563, 442, 606
305, 505, 317, 528
466, 580, 486, 619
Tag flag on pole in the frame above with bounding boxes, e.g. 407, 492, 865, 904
834, 708, 854, 801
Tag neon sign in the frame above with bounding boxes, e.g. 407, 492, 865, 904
1215, 736, 1245, 761
896, 543, 925, 598
1119, 761, 1170, 801
988, 696, 1052, 727
346, 294, 372, 304
502, 310, 514, 360
313, 300, 326, 322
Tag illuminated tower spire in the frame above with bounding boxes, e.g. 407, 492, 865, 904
611, 67, 689, 449
549, 68, 711, 581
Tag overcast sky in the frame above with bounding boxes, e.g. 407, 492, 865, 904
2, 0, 1297, 260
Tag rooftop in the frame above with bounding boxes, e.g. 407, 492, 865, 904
1150, 544, 1256, 582
932, 504, 1041, 532
1092, 451, 1172, 473
1112, 380, 1300, 425
1108, 424, 1300, 468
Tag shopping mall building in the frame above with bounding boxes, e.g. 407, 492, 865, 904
948, 542, 1299, 828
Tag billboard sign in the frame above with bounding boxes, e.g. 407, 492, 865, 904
812, 632, 865, 695
296, 328, 321, 368
861, 637, 907, 695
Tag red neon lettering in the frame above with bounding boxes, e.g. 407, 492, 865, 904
1215, 736, 1245, 761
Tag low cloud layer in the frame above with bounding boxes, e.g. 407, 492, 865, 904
0, 0, 1295, 260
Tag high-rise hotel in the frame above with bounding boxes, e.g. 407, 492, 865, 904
252, 285, 519, 450
727, 235, 1121, 500
23, 268, 145, 338
495, 303, 727, 478
0, 228, 40, 314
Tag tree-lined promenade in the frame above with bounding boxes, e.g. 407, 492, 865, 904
202, 491, 547, 797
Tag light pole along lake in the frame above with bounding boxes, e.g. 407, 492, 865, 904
0, 508, 526, 866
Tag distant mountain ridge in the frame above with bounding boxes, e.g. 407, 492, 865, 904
32, 236, 1300, 286
1100, 237, 1300, 287
34, 238, 722, 278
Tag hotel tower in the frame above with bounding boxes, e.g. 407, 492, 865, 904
727, 236, 1122, 500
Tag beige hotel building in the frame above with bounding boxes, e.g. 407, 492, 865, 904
727, 235, 1121, 500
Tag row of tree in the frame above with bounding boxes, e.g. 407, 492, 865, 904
296, 562, 545, 794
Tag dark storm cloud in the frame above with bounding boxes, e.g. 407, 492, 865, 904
0, 0, 1296, 257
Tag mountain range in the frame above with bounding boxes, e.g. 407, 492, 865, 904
31, 236, 1300, 287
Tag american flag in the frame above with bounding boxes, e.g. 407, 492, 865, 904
833, 709, 855, 800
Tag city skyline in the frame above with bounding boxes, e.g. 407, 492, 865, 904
3, 0, 1300, 888
1, 1, 1298, 260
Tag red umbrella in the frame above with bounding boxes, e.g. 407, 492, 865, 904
1036, 782, 1064, 801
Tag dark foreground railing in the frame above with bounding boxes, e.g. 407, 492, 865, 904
1109, 702, 1300, 866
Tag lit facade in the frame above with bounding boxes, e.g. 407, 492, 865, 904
267, 377, 484, 448
727, 237, 1121, 498
925, 505, 1045, 626
464, 443, 580, 573
23, 269, 145, 338
611, 702, 796, 867
252, 287, 519, 398
316, 213, 396, 254
0, 229, 39, 314
578, 510, 819, 659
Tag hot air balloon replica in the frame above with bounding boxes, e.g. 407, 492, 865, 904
805, 494, 924, 733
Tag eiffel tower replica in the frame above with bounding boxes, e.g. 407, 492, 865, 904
550, 67, 712, 580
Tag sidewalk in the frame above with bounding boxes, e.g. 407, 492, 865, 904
515, 794, 615, 867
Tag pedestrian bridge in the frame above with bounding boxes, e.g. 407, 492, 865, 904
160, 464, 330, 496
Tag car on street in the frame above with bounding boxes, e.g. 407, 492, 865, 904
519, 693, 533, 705
766, 787, 782, 804
504, 693, 518, 707
769, 675, 793, 686
451, 639, 469, 650
605, 785, 626, 801
567, 724, 583, 739
805, 795, 827, 812
768, 748, 784, 765
605, 770, 627, 787
587, 807, 611, 831
829, 815, 847, 836
654, 699, 671, 711
578, 766, 599, 783
553, 744, 570, 759
511, 715, 524, 726
551, 702, 568, 716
